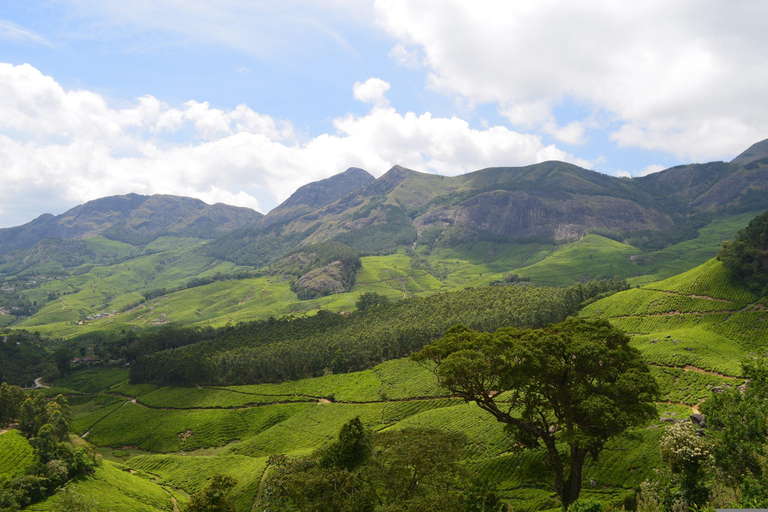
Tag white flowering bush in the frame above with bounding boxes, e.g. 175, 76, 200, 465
659, 422, 712, 507
660, 422, 711, 473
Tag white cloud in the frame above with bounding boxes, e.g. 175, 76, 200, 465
615, 170, 632, 178
388, 43, 419, 68
0, 63, 589, 227
353, 78, 391, 108
638, 164, 665, 177
57, 0, 376, 58
0, 20, 52, 46
374, 0, 768, 160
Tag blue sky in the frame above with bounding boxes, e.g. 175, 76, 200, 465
1, 1, 767, 227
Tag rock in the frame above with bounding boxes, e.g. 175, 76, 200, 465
690, 413, 706, 427
696, 428, 706, 437
666, 335, 671, 338
712, 386, 724, 393
660, 417, 675, 422
590, 480, 597, 488
650, 339, 658, 344
684, 347, 693, 351
648, 424, 659, 429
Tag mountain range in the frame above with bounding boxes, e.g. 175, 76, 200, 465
0, 138, 766, 334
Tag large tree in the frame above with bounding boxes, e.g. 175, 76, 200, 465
412, 318, 659, 508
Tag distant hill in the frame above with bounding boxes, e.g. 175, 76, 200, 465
201, 144, 768, 268
2, 139, 768, 335
0, 193, 262, 255
262, 167, 375, 226
730, 137, 768, 166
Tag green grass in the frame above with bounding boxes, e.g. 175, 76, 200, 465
651, 366, 744, 405
643, 258, 756, 304
126, 454, 267, 512
83, 402, 312, 453
26, 461, 178, 512
514, 235, 640, 287
580, 258, 766, 375
0, 429, 34, 478
55, 368, 130, 393
137, 387, 307, 409
70, 395, 126, 435
629, 211, 765, 286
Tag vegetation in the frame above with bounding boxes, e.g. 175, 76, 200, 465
0, 386, 99, 511
718, 209, 768, 296
129, 278, 628, 387
412, 319, 659, 508
261, 418, 483, 512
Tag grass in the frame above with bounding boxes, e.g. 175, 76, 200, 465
56, 368, 130, 393
629, 211, 765, 286
0, 429, 34, 478
83, 402, 313, 453
126, 454, 267, 512
26, 461, 178, 512
580, 258, 766, 375
514, 235, 641, 286
48, 352, 718, 512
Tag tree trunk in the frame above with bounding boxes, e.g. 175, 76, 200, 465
563, 446, 588, 508
541, 435, 567, 508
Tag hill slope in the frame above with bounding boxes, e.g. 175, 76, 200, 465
0, 193, 262, 256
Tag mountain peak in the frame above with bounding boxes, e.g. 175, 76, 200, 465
731, 138, 768, 166
263, 167, 376, 225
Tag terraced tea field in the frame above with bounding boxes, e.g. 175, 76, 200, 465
0, 429, 35, 478
581, 258, 767, 376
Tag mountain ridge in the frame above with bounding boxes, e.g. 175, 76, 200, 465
0, 193, 263, 255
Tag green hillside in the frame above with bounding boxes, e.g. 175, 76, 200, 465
580, 258, 766, 376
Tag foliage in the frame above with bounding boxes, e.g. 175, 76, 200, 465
412, 318, 659, 508
702, 356, 768, 498
261, 418, 469, 512
130, 279, 629, 387
659, 422, 711, 507
717, 209, 768, 296
0, 383, 25, 426
0, 330, 53, 387
567, 499, 603, 512
54, 486, 99, 512
355, 292, 390, 311
186, 474, 238, 512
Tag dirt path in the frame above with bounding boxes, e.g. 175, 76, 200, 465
253, 464, 271, 511
649, 363, 737, 379
611, 310, 737, 319
645, 288, 736, 303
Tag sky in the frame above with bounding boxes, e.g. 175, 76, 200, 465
1, 1, 767, 228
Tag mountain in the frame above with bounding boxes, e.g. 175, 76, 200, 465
261, 167, 375, 226
0, 193, 263, 255
201, 147, 768, 267
730, 137, 768, 166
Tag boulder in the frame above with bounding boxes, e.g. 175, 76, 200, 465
690, 413, 706, 427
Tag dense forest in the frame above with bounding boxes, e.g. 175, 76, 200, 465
128, 277, 629, 387
718, 209, 768, 296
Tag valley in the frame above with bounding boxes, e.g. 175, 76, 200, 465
0, 140, 767, 511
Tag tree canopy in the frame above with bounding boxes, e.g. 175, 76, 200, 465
412, 318, 659, 508
718, 209, 768, 297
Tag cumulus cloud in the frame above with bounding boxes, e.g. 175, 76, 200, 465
0, 63, 588, 227
374, 0, 768, 160
353, 78, 391, 108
